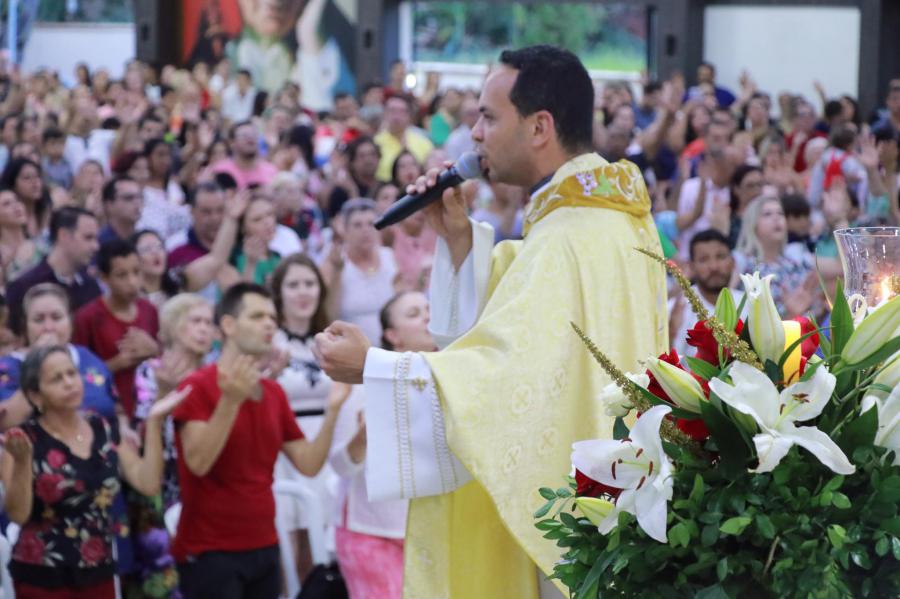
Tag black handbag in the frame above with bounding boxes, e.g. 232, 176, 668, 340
296, 562, 349, 599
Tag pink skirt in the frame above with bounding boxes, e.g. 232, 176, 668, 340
335, 526, 404, 599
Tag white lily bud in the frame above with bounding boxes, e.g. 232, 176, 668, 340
842, 295, 900, 365
740, 272, 785, 365
873, 351, 900, 395
575, 497, 615, 528
646, 358, 705, 413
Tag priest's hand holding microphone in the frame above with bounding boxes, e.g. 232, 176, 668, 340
315, 153, 484, 382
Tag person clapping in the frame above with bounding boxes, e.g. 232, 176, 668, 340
1, 345, 189, 598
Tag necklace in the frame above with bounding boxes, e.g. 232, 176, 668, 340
41, 416, 87, 444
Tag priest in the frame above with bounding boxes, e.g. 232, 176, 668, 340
315, 45, 668, 598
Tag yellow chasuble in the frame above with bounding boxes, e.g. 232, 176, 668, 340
408, 153, 669, 597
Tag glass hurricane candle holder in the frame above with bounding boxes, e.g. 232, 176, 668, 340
834, 227, 900, 318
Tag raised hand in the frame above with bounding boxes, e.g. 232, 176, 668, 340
119, 328, 159, 361
313, 322, 371, 384
857, 132, 880, 170
261, 347, 291, 380
227, 189, 251, 220
217, 354, 261, 403
411, 165, 473, 241
326, 382, 353, 411
154, 349, 196, 395
147, 385, 193, 422
2, 428, 33, 464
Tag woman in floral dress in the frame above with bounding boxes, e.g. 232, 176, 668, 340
0, 345, 189, 599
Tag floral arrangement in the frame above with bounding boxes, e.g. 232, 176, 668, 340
535, 255, 900, 598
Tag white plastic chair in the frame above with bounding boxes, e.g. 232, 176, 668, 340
163, 503, 182, 538
0, 529, 14, 599
273, 479, 328, 599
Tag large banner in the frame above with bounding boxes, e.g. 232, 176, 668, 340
181, 0, 356, 111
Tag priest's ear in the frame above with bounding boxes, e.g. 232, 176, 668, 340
528, 109, 558, 150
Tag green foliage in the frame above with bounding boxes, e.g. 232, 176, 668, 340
535, 445, 900, 598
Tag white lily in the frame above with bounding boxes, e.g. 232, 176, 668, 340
599, 372, 650, 418
861, 383, 900, 465
709, 362, 855, 474
571, 405, 674, 542
740, 272, 785, 365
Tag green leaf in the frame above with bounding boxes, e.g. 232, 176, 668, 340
755, 514, 776, 539
668, 522, 692, 548
811, 315, 831, 358
716, 557, 728, 582
539, 487, 557, 501
686, 357, 720, 381
831, 492, 851, 509
851, 548, 872, 569
556, 487, 573, 498
701, 524, 719, 547
719, 516, 752, 535
892, 537, 900, 560
696, 584, 730, 599
534, 500, 554, 519
837, 405, 878, 455
613, 417, 629, 441
824, 475, 845, 492
875, 537, 890, 557
559, 512, 579, 529
828, 524, 847, 548
576, 549, 620, 599
831, 279, 854, 357
689, 473, 705, 505
700, 397, 751, 478
884, 518, 900, 537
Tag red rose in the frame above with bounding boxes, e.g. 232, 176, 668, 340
46, 449, 67, 470
793, 317, 820, 359
34, 473, 65, 504
80, 537, 107, 565
575, 469, 622, 499
686, 319, 744, 365
14, 530, 46, 564
676, 417, 710, 442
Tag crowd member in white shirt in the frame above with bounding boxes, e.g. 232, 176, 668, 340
675, 120, 735, 260
271, 253, 337, 583
668, 229, 744, 361
329, 291, 434, 598
220, 69, 257, 123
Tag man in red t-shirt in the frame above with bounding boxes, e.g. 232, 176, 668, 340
172, 283, 349, 599
73, 239, 159, 418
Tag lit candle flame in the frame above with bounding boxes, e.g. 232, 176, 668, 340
880, 275, 900, 305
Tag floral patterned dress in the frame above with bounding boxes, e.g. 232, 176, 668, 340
123, 357, 183, 599
9, 414, 121, 589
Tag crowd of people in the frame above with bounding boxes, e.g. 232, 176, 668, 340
0, 46, 896, 599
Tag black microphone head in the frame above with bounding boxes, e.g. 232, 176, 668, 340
456, 152, 484, 180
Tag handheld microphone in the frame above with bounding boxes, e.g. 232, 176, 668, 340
373, 152, 483, 230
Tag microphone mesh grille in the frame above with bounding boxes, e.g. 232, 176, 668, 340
455, 152, 484, 180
